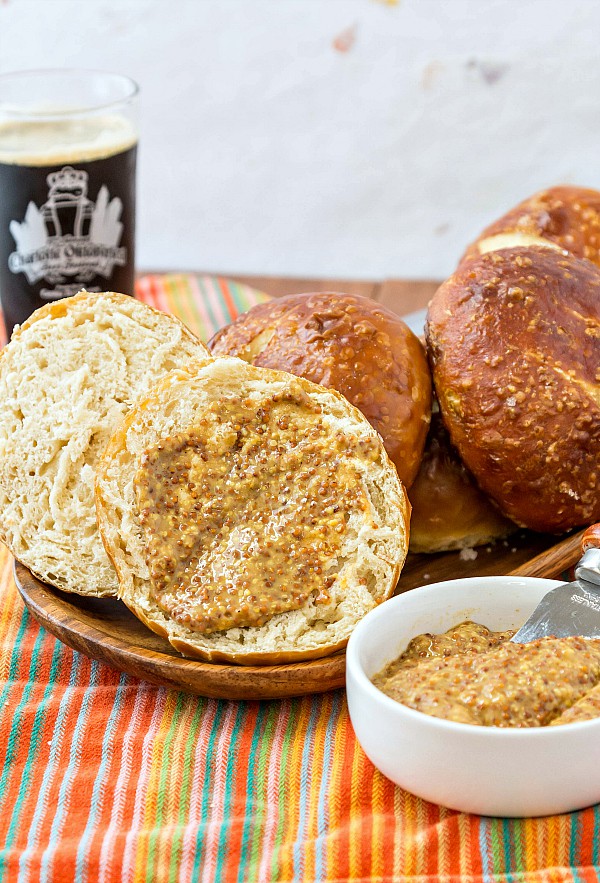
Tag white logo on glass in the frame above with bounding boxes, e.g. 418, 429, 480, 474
8, 166, 127, 299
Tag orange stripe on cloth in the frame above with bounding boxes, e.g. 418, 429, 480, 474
2, 274, 600, 882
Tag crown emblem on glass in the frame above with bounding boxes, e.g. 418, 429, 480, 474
47, 165, 88, 192
42, 166, 93, 239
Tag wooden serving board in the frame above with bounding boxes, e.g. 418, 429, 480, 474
14, 563, 347, 700
14, 529, 585, 701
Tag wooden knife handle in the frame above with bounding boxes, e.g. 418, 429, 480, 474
582, 524, 600, 553
509, 530, 584, 578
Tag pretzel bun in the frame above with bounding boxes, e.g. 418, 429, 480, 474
461, 185, 600, 267
0, 290, 210, 597
208, 292, 432, 488
95, 358, 410, 664
426, 247, 600, 533
408, 406, 517, 553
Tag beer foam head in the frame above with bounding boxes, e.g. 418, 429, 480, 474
0, 114, 137, 166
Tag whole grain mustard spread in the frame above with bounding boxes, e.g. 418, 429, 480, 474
134, 391, 379, 635
373, 621, 600, 727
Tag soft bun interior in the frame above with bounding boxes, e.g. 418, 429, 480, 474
0, 290, 210, 596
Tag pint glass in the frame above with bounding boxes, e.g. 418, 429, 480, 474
0, 69, 139, 333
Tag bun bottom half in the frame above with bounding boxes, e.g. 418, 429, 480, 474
95, 358, 410, 664
408, 408, 517, 554
0, 290, 209, 597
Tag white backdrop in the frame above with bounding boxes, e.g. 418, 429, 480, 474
1, 0, 599, 281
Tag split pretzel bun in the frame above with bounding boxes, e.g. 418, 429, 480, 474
0, 290, 210, 597
461, 185, 600, 267
95, 358, 410, 664
407, 406, 517, 554
426, 247, 600, 534
208, 292, 432, 489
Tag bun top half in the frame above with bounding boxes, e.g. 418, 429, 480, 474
426, 247, 600, 533
209, 291, 432, 488
461, 185, 600, 267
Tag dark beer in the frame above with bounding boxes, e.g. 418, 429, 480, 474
0, 69, 138, 334
0, 115, 137, 332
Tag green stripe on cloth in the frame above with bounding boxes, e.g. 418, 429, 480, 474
166, 699, 205, 883
236, 702, 272, 883
1, 634, 63, 863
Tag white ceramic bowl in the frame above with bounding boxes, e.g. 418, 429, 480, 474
346, 575, 600, 817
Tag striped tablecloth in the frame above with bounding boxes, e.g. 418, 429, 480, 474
1, 274, 600, 882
